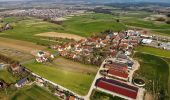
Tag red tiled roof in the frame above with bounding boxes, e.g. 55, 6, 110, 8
104, 63, 128, 71
108, 68, 128, 78
96, 78, 138, 99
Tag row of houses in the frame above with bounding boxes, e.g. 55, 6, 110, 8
51, 30, 140, 66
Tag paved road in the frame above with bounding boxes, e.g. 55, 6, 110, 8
84, 58, 108, 100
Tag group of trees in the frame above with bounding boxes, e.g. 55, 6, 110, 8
0, 54, 18, 64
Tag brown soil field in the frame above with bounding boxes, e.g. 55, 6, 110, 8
0, 46, 33, 62
36, 32, 85, 41
53, 57, 98, 74
0, 37, 46, 54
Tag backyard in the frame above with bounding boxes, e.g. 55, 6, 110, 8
0, 69, 18, 84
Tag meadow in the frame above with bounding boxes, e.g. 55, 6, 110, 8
90, 89, 125, 100
133, 52, 169, 99
24, 57, 98, 95
0, 85, 59, 100
135, 46, 170, 96
135, 46, 170, 58
0, 14, 127, 45
0, 12, 169, 47
0, 69, 18, 84
10, 85, 59, 100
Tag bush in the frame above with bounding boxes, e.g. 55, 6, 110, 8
155, 17, 166, 21
166, 20, 170, 24
166, 13, 170, 17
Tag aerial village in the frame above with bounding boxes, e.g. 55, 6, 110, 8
0, 28, 169, 100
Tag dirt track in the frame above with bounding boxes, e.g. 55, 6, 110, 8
36, 32, 85, 41
0, 37, 45, 54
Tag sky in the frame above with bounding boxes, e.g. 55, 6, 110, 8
0, 0, 170, 3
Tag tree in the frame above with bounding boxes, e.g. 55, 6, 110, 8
166, 20, 170, 24
166, 13, 170, 17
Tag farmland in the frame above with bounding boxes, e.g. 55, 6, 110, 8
10, 85, 59, 100
36, 32, 85, 41
135, 46, 170, 58
135, 46, 170, 97
0, 85, 59, 100
0, 14, 127, 45
0, 12, 169, 47
133, 52, 169, 99
24, 57, 98, 95
0, 69, 18, 84
90, 89, 125, 100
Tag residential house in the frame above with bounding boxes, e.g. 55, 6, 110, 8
11, 64, 20, 72
15, 78, 28, 88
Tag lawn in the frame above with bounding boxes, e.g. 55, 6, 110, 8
10, 85, 59, 100
23, 57, 98, 95
0, 69, 18, 84
135, 46, 170, 58
133, 52, 169, 99
90, 89, 125, 100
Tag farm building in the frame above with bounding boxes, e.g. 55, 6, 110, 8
0, 63, 5, 70
11, 64, 21, 72
95, 78, 138, 99
15, 77, 28, 88
108, 68, 129, 80
104, 63, 128, 72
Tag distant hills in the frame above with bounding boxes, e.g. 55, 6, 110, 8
1, 0, 170, 3
28, 0, 170, 3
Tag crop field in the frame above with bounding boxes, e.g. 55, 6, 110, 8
0, 85, 59, 100
0, 69, 18, 84
10, 85, 59, 100
0, 14, 127, 45
57, 13, 127, 37
121, 17, 170, 36
0, 12, 169, 46
24, 57, 98, 95
36, 32, 85, 41
90, 89, 125, 100
0, 37, 45, 53
135, 46, 170, 58
133, 52, 169, 99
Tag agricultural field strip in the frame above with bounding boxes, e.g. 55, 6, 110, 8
0, 37, 45, 53
36, 32, 85, 41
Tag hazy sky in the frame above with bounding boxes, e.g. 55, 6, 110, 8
0, 0, 170, 2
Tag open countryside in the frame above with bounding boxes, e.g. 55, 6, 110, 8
24, 57, 98, 95
0, 1, 170, 100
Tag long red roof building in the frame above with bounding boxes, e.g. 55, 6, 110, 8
95, 78, 138, 99
108, 68, 129, 79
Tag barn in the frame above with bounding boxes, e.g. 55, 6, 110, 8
95, 78, 138, 99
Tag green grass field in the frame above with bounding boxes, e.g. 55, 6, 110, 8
134, 52, 169, 99
23, 57, 98, 95
135, 46, 170, 97
90, 89, 125, 100
135, 46, 170, 58
0, 85, 58, 100
0, 14, 127, 45
10, 85, 59, 100
0, 69, 18, 84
